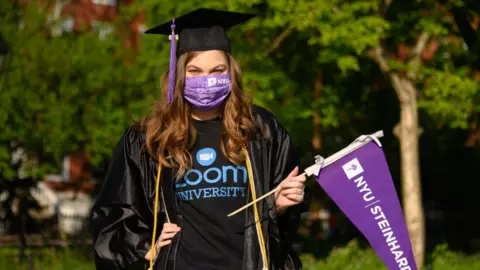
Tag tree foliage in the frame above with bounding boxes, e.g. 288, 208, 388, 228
0, 1, 155, 179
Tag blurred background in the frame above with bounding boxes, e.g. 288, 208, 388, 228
1, 0, 480, 269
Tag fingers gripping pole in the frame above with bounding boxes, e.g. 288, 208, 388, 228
227, 155, 324, 217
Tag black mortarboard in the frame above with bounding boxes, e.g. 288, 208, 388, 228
145, 8, 255, 57
144, 8, 255, 103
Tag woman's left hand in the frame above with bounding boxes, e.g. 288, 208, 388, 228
274, 166, 306, 215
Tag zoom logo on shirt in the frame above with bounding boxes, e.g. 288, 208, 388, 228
196, 148, 216, 166
176, 147, 247, 201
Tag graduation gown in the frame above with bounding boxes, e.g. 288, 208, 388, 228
91, 105, 311, 270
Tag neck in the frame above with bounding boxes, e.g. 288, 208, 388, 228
191, 108, 222, 121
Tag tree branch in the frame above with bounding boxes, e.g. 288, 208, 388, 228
369, 46, 391, 73
410, 32, 430, 64
370, 46, 414, 103
405, 32, 429, 79
264, 27, 294, 57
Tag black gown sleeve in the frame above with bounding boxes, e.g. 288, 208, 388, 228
91, 126, 153, 270
271, 122, 311, 238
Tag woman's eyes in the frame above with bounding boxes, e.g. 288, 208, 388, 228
187, 69, 225, 74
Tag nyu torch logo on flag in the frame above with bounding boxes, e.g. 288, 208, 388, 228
315, 133, 416, 270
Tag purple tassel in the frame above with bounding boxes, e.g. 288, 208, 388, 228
167, 18, 177, 104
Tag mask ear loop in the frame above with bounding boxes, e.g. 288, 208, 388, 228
149, 158, 163, 270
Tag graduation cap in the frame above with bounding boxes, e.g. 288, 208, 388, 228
144, 8, 255, 103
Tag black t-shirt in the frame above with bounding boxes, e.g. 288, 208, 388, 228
175, 118, 247, 270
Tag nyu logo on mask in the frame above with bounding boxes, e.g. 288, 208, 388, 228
183, 73, 232, 110
207, 78, 217, 87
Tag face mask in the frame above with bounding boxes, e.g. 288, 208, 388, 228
183, 73, 232, 110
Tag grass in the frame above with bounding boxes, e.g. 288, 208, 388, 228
301, 241, 480, 270
0, 247, 95, 270
1, 241, 480, 270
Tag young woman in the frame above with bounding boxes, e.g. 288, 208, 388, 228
91, 8, 310, 270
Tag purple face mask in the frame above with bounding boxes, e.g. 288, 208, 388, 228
183, 73, 232, 110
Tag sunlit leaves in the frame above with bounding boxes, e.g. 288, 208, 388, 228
419, 68, 479, 128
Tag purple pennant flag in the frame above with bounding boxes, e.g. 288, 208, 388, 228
315, 141, 416, 270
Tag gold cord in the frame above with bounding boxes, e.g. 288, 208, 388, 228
149, 161, 162, 270
242, 147, 269, 269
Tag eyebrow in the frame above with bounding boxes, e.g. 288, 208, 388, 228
186, 64, 227, 71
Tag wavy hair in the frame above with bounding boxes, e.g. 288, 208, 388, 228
140, 51, 258, 178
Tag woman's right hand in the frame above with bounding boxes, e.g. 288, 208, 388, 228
145, 223, 181, 260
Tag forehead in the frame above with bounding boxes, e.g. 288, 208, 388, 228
187, 50, 227, 66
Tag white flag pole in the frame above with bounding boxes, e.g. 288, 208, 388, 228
227, 130, 384, 217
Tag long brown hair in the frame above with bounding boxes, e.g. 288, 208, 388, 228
140, 51, 258, 178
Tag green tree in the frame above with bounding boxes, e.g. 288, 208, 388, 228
446, 0, 480, 146
0, 1, 154, 179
